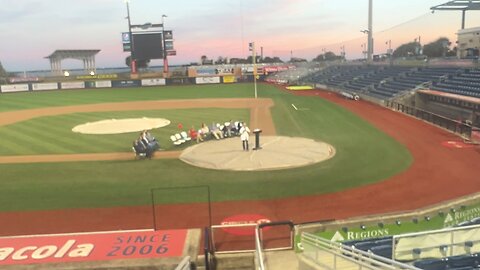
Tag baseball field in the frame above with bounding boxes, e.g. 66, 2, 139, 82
0, 83, 478, 236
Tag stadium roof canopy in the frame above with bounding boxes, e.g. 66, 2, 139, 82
45, 50, 100, 60
431, 0, 480, 29
45, 50, 100, 75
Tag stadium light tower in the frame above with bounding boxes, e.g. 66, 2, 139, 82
124, 0, 136, 74
367, 0, 373, 63
162, 14, 168, 75
249, 42, 258, 99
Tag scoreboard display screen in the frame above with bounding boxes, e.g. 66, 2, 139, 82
132, 32, 163, 60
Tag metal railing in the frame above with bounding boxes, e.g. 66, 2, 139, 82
301, 232, 420, 270
174, 256, 192, 270
255, 226, 267, 270
393, 223, 480, 261
255, 221, 295, 270
385, 100, 473, 138
211, 223, 258, 254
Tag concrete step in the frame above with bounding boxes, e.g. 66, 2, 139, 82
264, 249, 299, 270
299, 249, 363, 270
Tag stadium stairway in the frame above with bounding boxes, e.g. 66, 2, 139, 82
264, 250, 300, 270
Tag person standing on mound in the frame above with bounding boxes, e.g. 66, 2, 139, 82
239, 122, 251, 151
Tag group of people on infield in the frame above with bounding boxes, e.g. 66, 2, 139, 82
189, 120, 251, 150
132, 120, 252, 159
132, 130, 160, 158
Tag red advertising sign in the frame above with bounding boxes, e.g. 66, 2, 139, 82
0, 229, 187, 266
221, 214, 271, 236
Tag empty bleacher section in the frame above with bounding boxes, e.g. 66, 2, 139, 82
300, 223, 480, 270
431, 69, 480, 98
298, 65, 480, 100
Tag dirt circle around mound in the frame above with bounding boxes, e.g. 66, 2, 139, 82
179, 136, 335, 171
72, 117, 171, 135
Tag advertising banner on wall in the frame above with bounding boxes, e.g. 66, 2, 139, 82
95, 81, 112, 88
195, 77, 220, 84
141, 78, 166, 86
8, 77, 40, 83
163, 30, 173, 40
32, 83, 58, 91
196, 68, 217, 76
164, 40, 174, 51
111, 80, 141, 88
0, 84, 29, 93
76, 74, 118, 80
60, 82, 86, 90
0, 229, 187, 266
223, 76, 236, 83
264, 65, 296, 73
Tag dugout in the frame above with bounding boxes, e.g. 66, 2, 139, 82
415, 89, 480, 128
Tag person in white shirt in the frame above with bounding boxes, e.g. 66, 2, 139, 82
239, 122, 251, 151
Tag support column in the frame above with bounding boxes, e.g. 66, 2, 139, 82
92, 56, 96, 72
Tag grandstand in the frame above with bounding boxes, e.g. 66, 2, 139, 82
299, 65, 476, 100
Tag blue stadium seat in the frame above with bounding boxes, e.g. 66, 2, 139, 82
370, 244, 392, 258
446, 254, 479, 268
413, 258, 447, 270
447, 267, 475, 270
353, 241, 377, 251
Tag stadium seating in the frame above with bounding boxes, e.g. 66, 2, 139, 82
413, 258, 448, 270
300, 65, 480, 100
370, 244, 393, 259
445, 254, 479, 268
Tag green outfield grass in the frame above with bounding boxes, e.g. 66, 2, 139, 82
0, 83, 412, 211
0, 109, 249, 155
0, 84, 256, 112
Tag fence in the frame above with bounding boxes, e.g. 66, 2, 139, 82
385, 101, 473, 139
393, 224, 480, 261
301, 232, 420, 270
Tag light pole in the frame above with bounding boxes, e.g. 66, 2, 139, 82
361, 43, 367, 60
250, 42, 258, 99
161, 14, 168, 75
367, 0, 373, 63
125, 0, 136, 74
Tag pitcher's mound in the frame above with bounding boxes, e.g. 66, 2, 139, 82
72, 117, 170, 134
179, 136, 335, 171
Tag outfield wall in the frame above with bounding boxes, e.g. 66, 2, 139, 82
0, 76, 245, 93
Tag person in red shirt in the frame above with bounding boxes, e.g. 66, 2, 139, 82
189, 126, 198, 142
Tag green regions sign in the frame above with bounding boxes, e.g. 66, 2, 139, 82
314, 202, 480, 243
321, 228, 391, 242
443, 206, 480, 228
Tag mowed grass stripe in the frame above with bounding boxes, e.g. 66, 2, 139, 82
8, 122, 76, 154
0, 108, 250, 155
